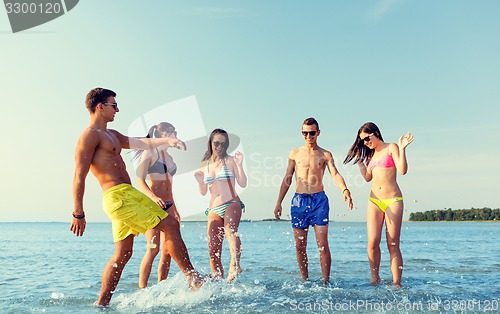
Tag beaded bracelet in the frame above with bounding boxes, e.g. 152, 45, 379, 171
72, 213, 85, 219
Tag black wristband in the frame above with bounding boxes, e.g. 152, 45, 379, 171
72, 213, 85, 219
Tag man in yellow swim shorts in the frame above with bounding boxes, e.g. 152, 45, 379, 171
70, 88, 205, 306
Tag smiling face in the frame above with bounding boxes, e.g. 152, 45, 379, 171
211, 134, 228, 157
359, 131, 378, 149
302, 123, 319, 145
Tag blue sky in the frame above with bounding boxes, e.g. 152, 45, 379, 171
0, 0, 499, 222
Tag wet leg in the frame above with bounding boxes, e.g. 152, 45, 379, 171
155, 216, 204, 289
293, 227, 309, 281
224, 202, 243, 282
314, 225, 331, 284
367, 201, 385, 285
158, 231, 172, 282
207, 213, 225, 278
98, 235, 134, 306
139, 229, 160, 288
385, 201, 404, 287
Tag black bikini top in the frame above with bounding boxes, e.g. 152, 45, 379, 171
147, 149, 177, 176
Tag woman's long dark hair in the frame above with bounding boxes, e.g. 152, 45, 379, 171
202, 129, 229, 161
343, 122, 384, 165
132, 122, 175, 161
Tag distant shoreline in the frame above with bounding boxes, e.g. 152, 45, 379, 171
409, 207, 499, 222
2, 219, 499, 224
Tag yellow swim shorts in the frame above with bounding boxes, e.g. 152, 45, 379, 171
102, 183, 168, 242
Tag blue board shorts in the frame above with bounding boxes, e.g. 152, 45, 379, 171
291, 191, 330, 229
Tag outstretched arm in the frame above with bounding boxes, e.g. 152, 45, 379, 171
110, 129, 186, 151
70, 129, 98, 236
326, 152, 353, 210
274, 154, 295, 219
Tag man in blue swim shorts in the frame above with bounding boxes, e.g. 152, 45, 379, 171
274, 117, 354, 284
291, 191, 330, 229
70, 88, 205, 306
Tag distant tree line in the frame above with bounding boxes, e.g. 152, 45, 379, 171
409, 208, 500, 221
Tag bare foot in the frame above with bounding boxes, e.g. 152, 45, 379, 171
187, 271, 207, 290
210, 270, 224, 280
392, 282, 402, 288
370, 276, 381, 286
226, 266, 242, 283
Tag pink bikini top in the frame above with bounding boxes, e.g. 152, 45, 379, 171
368, 153, 395, 171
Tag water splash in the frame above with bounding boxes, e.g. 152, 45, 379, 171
114, 272, 266, 311
50, 292, 64, 299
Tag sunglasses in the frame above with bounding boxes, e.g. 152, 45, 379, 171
302, 131, 317, 137
213, 141, 227, 148
362, 133, 374, 142
103, 102, 118, 110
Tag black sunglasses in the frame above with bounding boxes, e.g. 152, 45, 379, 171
103, 102, 118, 110
213, 141, 227, 148
362, 133, 374, 142
302, 131, 317, 137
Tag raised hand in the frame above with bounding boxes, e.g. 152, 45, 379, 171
169, 138, 187, 150
194, 171, 204, 183
234, 151, 244, 166
398, 132, 414, 149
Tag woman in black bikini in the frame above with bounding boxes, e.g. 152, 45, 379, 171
133, 122, 182, 288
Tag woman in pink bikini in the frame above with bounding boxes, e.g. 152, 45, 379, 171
344, 122, 414, 287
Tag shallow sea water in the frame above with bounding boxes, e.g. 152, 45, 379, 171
0, 221, 499, 313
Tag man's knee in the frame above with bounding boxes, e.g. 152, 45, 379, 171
114, 248, 133, 265
166, 214, 180, 225
316, 241, 329, 253
158, 215, 180, 232
295, 240, 307, 250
